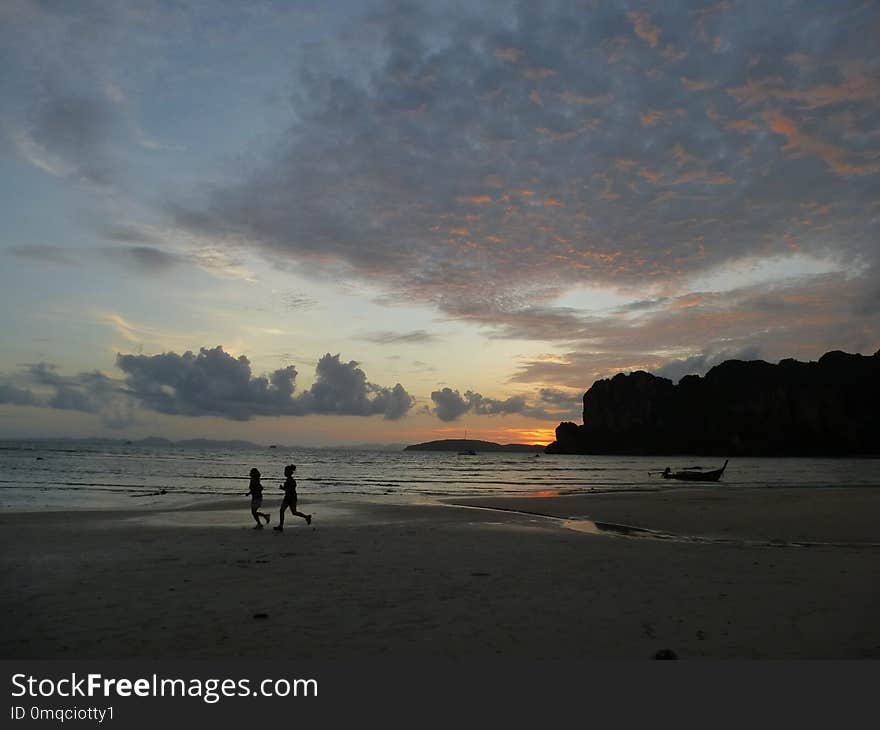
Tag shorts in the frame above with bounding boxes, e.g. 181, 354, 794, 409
282, 493, 297, 508
251, 498, 263, 508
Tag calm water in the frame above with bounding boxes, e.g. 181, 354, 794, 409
1, 440, 878, 511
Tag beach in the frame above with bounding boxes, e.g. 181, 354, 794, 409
2, 487, 879, 659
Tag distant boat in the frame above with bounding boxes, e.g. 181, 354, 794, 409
269, 444, 278, 449
660, 460, 728, 482
458, 429, 476, 455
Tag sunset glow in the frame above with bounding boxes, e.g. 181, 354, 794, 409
0, 0, 877, 446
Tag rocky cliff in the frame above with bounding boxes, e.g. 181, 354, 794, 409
546, 349, 880, 456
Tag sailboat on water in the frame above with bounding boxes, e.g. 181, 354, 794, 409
458, 429, 477, 456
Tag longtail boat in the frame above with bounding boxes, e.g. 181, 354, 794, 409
660, 459, 728, 482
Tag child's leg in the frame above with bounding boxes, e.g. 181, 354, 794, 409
291, 499, 311, 524
251, 505, 262, 526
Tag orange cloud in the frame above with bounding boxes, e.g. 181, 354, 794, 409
641, 110, 664, 126
543, 197, 564, 208
671, 144, 734, 184
726, 119, 758, 133
661, 45, 686, 62
525, 67, 557, 80
672, 144, 696, 166
601, 36, 629, 64
627, 11, 661, 48
494, 47, 522, 63
458, 195, 493, 204
766, 110, 880, 177
681, 76, 712, 91
676, 170, 734, 185
559, 91, 613, 105
729, 70, 880, 110
529, 89, 543, 106
536, 127, 580, 142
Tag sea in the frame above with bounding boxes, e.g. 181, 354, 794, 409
1, 440, 878, 511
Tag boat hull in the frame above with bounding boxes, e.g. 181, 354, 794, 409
663, 460, 728, 482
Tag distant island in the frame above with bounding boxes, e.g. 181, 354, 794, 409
404, 439, 545, 453
546, 348, 880, 456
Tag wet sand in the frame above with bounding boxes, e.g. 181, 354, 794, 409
1, 487, 879, 659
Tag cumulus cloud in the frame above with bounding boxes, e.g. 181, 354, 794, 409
652, 346, 763, 383
429, 388, 471, 422
0, 362, 135, 428
116, 346, 414, 420
0, 348, 415, 425
429, 386, 567, 422
0, 383, 39, 406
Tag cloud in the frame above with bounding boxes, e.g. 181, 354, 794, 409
0, 362, 135, 428
765, 110, 880, 177
155, 0, 878, 348
294, 353, 415, 419
1, 347, 415, 424
429, 386, 560, 422
0, 383, 39, 406
18, 94, 119, 186
6, 245, 77, 266
627, 11, 661, 48
2, 0, 878, 389
116, 347, 414, 420
651, 346, 763, 383
360, 330, 439, 345
280, 291, 318, 311
100, 246, 184, 273
429, 387, 471, 422
510, 270, 880, 390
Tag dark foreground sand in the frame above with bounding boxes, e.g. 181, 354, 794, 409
1, 487, 879, 659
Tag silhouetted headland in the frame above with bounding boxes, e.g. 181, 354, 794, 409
546, 349, 880, 456
405, 439, 545, 453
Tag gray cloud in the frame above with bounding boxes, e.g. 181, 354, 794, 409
429, 385, 562, 422
535, 387, 583, 419
0, 362, 135, 428
166, 0, 879, 339
99, 223, 163, 245
1, 347, 415, 425
7, 245, 77, 266
430, 388, 471, 422
280, 291, 318, 311
360, 329, 439, 345
116, 346, 414, 420
24, 93, 119, 185
99, 245, 184, 273
8, 243, 186, 274
0, 383, 39, 406
652, 346, 763, 383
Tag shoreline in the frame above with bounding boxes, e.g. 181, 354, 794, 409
2, 489, 879, 659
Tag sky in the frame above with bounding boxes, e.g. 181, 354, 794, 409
1, 0, 878, 446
